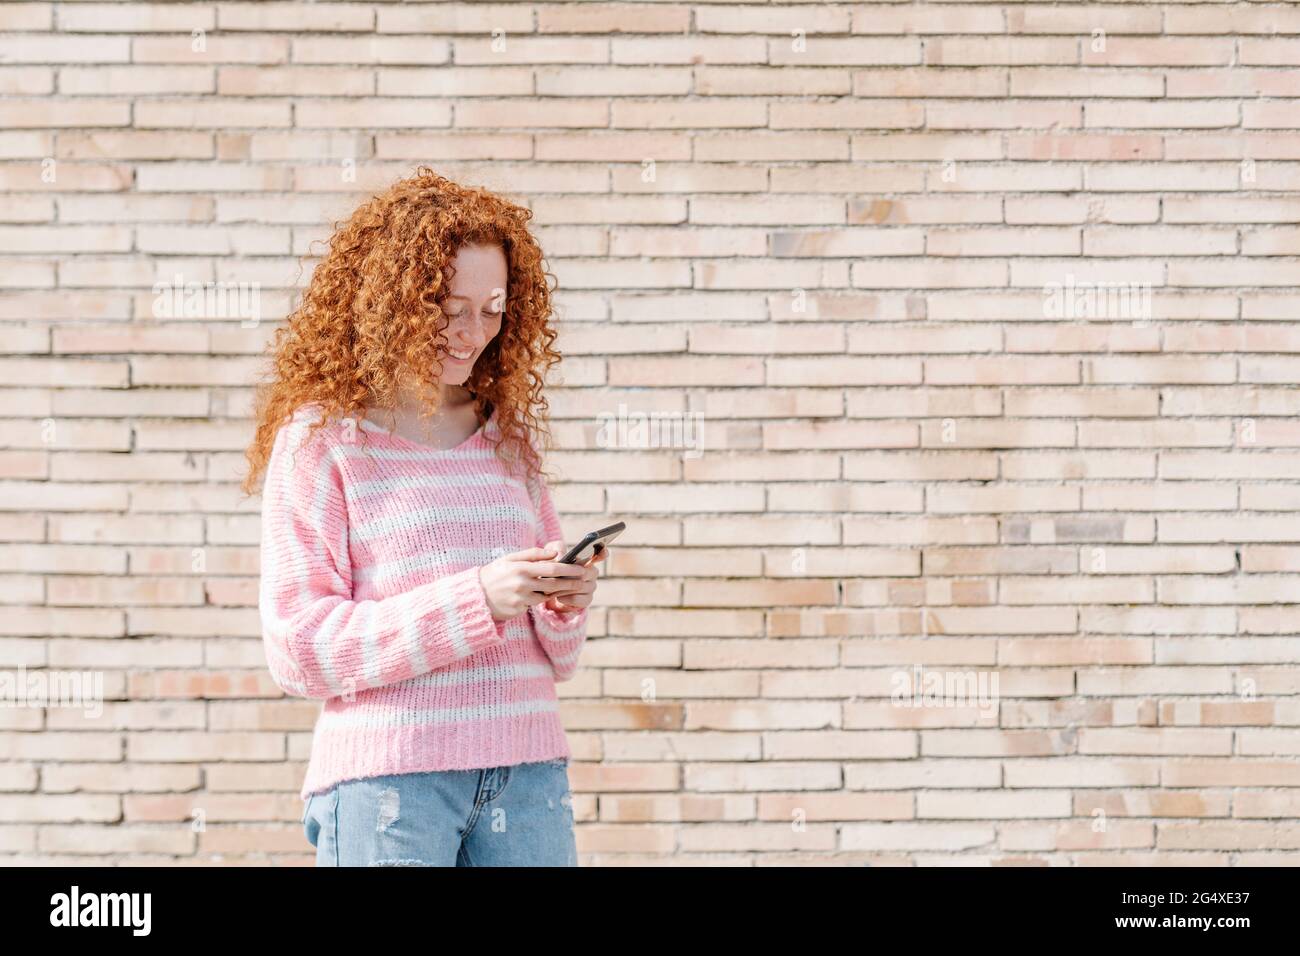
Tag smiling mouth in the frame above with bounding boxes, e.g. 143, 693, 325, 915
444, 347, 475, 362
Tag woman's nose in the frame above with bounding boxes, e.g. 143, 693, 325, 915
448, 318, 486, 347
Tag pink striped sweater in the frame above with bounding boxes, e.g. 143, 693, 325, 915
258, 403, 589, 800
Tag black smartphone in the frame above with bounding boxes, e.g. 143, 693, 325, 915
558, 521, 626, 565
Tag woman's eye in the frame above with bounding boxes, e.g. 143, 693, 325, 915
441, 310, 500, 331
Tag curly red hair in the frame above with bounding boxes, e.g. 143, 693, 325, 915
242, 166, 563, 496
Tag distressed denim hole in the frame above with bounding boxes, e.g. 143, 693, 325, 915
370, 858, 428, 867
377, 787, 400, 833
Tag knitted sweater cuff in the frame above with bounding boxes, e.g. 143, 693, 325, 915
532, 598, 587, 634
414, 564, 510, 653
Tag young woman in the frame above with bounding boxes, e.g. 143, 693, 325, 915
242, 167, 603, 866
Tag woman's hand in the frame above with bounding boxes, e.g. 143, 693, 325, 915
538, 539, 604, 613
477, 546, 587, 621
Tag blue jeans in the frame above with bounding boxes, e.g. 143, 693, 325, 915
302, 757, 577, 867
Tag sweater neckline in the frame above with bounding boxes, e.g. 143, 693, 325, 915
357, 408, 495, 455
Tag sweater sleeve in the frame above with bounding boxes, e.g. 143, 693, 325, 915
524, 466, 590, 682
259, 415, 508, 701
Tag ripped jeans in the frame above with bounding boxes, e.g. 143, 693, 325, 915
302, 757, 577, 867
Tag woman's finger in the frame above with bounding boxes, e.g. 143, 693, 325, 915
526, 561, 586, 582
503, 546, 559, 562
540, 573, 596, 597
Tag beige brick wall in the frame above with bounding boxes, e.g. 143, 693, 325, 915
2, 1, 1299, 865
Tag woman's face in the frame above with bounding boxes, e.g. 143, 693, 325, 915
436, 243, 507, 384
